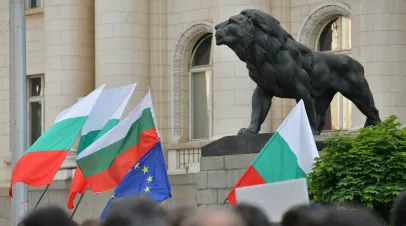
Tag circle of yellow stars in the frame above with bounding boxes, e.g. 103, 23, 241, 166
111, 162, 154, 200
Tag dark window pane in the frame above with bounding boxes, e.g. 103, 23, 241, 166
317, 18, 337, 51
192, 35, 212, 67
30, 101, 42, 145
30, 77, 42, 97
31, 0, 39, 8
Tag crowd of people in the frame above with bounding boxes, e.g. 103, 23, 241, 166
17, 190, 406, 226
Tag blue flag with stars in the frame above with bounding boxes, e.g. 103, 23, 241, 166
100, 141, 171, 219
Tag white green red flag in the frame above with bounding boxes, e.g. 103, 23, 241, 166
226, 100, 319, 205
77, 91, 160, 193
9, 85, 106, 196
67, 84, 136, 209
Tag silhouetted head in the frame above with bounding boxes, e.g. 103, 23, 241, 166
167, 206, 197, 226
323, 206, 383, 226
102, 196, 167, 226
391, 190, 406, 226
233, 203, 271, 226
19, 205, 78, 226
81, 219, 100, 226
281, 204, 328, 226
181, 209, 244, 226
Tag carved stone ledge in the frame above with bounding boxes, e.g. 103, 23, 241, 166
297, 2, 351, 49
171, 22, 213, 143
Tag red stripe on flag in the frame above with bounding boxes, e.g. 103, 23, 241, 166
226, 165, 266, 206
9, 150, 69, 197
86, 128, 159, 193
67, 167, 88, 209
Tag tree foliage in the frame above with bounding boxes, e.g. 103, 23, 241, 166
309, 115, 406, 221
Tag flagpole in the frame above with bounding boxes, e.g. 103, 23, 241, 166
33, 184, 50, 209
70, 193, 85, 219
10, 0, 29, 225
219, 199, 227, 209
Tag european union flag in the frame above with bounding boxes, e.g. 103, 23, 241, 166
100, 141, 171, 219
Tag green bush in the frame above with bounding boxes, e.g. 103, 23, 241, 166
309, 115, 406, 221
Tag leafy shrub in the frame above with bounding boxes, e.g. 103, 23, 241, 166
309, 115, 406, 221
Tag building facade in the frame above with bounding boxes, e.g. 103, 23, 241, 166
0, 0, 406, 223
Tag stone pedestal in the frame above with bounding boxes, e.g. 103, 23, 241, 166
197, 133, 330, 208
201, 133, 328, 157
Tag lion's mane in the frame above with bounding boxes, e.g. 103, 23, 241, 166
239, 9, 314, 80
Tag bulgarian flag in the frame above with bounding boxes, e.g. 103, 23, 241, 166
9, 85, 106, 196
226, 100, 319, 205
76, 90, 160, 193
67, 84, 136, 209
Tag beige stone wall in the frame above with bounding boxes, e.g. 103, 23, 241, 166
44, 0, 95, 128
0, 0, 10, 183
149, 0, 171, 149
351, 0, 406, 127
95, 0, 150, 118
26, 12, 44, 76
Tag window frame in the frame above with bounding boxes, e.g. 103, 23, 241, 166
25, 0, 44, 10
315, 16, 352, 130
315, 16, 351, 53
27, 75, 45, 146
189, 34, 213, 69
188, 34, 213, 141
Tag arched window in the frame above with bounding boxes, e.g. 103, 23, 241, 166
189, 34, 213, 140
317, 16, 352, 130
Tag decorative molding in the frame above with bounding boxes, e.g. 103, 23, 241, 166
296, 2, 351, 49
171, 22, 213, 143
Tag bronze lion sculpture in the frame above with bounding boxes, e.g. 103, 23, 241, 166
215, 9, 381, 135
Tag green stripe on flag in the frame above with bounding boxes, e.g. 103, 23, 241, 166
77, 119, 120, 154
94, 119, 120, 141
77, 108, 155, 177
26, 116, 87, 153
77, 131, 99, 154
252, 132, 307, 183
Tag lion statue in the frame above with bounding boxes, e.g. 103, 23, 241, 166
215, 9, 381, 135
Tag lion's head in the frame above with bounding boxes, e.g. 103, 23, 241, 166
215, 9, 292, 61
214, 13, 255, 47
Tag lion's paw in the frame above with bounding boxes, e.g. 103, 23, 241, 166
238, 127, 259, 135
